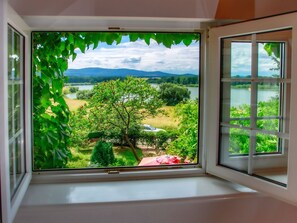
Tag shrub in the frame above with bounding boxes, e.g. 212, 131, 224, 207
69, 86, 79, 93
138, 130, 177, 150
167, 100, 198, 160
77, 89, 94, 100
90, 141, 116, 167
159, 83, 191, 106
155, 130, 177, 150
88, 131, 105, 139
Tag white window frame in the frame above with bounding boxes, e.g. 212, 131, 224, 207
28, 26, 207, 181
0, 3, 32, 223
30, 29, 207, 176
218, 33, 290, 176
206, 12, 297, 205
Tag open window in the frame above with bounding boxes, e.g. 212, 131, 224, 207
219, 29, 291, 186
0, 3, 31, 223
31, 31, 201, 172
207, 12, 297, 205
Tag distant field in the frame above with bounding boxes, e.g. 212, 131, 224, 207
143, 106, 179, 129
64, 97, 87, 111
65, 97, 178, 129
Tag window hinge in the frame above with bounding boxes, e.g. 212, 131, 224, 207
107, 170, 120, 174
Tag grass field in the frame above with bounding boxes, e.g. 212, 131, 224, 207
142, 106, 179, 129
64, 97, 87, 111
65, 96, 179, 129
67, 147, 91, 168
113, 147, 143, 166
67, 146, 144, 168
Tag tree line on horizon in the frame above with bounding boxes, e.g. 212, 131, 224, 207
67, 75, 198, 86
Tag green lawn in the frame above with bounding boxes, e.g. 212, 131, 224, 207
67, 145, 143, 168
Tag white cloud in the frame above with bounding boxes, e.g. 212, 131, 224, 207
230, 42, 279, 76
68, 39, 200, 75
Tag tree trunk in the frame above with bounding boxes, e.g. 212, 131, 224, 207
124, 134, 141, 162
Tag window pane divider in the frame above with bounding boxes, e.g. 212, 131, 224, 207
221, 78, 291, 83
8, 80, 23, 84
230, 116, 283, 121
220, 123, 289, 139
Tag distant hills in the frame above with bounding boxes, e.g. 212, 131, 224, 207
65, 67, 197, 78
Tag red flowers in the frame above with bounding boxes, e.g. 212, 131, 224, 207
156, 155, 181, 164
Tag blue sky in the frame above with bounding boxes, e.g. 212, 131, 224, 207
230, 42, 279, 77
68, 37, 278, 76
68, 36, 200, 75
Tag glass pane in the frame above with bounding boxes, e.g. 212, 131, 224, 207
13, 30, 22, 80
221, 82, 251, 127
220, 127, 249, 171
221, 35, 252, 78
9, 142, 14, 192
8, 28, 13, 79
279, 82, 291, 135
8, 84, 13, 138
253, 137, 289, 185
15, 136, 25, 185
8, 25, 25, 199
258, 43, 282, 78
14, 84, 22, 133
256, 83, 280, 131
256, 29, 292, 79
9, 137, 25, 197
255, 133, 278, 153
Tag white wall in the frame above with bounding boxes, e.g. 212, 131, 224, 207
14, 195, 297, 223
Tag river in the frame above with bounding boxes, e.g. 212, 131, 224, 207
66, 84, 278, 107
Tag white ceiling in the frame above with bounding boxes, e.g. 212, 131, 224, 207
8, 0, 222, 30
8, 0, 220, 18
8, 0, 297, 30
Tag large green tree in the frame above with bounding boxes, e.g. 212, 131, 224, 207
87, 77, 164, 162
159, 83, 191, 106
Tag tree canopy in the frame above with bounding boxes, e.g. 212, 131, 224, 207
159, 83, 191, 106
87, 77, 164, 161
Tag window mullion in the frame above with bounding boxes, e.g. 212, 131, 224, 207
10, 28, 18, 192
248, 34, 258, 175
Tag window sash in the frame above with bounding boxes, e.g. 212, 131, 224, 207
206, 11, 297, 205
8, 25, 26, 198
219, 31, 290, 183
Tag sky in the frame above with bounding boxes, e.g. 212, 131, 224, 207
230, 42, 279, 77
68, 35, 278, 76
68, 36, 200, 75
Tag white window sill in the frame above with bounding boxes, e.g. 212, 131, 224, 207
21, 175, 256, 207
